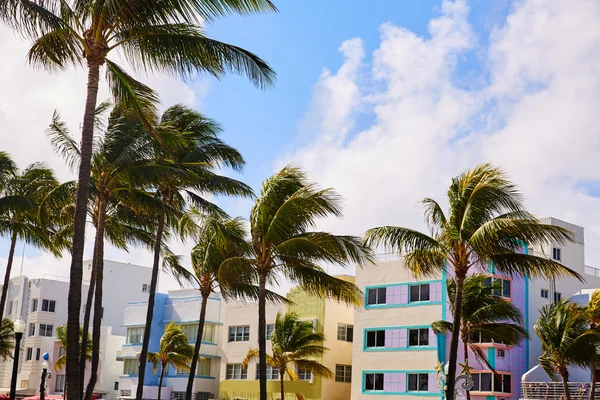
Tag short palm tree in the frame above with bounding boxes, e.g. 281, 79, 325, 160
586, 291, 600, 400
364, 163, 581, 399
229, 165, 373, 400
243, 312, 333, 400
0, 319, 15, 360
136, 105, 254, 399
535, 300, 599, 400
432, 275, 528, 400
147, 322, 194, 400
54, 325, 93, 371
0, 157, 63, 322
0, 1, 276, 395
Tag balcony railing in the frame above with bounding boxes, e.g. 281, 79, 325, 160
521, 382, 600, 399
585, 265, 600, 278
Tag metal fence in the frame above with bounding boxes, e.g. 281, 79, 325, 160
521, 382, 600, 399
217, 393, 315, 400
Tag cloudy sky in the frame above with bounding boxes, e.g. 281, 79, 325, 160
1, 0, 600, 294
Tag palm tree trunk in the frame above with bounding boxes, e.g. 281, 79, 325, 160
79, 258, 96, 390
446, 273, 466, 400
258, 272, 267, 400
560, 369, 571, 400
185, 292, 209, 400
279, 369, 285, 400
136, 213, 165, 400
84, 197, 107, 400
66, 61, 102, 400
463, 340, 470, 400
158, 365, 165, 400
0, 231, 18, 322
591, 357, 596, 400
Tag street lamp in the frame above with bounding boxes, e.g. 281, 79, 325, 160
10, 317, 26, 400
435, 361, 473, 399
39, 353, 51, 400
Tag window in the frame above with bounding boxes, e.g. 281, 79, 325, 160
225, 364, 247, 380
554, 292, 562, 303
497, 349, 506, 358
365, 330, 385, 348
55, 375, 65, 392
553, 247, 561, 261
31, 299, 38, 312
180, 324, 199, 343
126, 327, 144, 344
26, 348, 33, 361
408, 373, 429, 392
39, 324, 53, 337
337, 323, 353, 342
469, 331, 504, 344
266, 324, 275, 340
121, 391, 132, 397
196, 359, 211, 376
367, 287, 386, 305
541, 289, 549, 299
114, 382, 119, 391
256, 366, 279, 380
335, 365, 352, 383
7, 301, 13, 315
123, 359, 137, 375
41, 299, 55, 312
36, 348, 40, 361
142, 284, 150, 293
409, 284, 430, 302
28, 323, 35, 336
298, 369, 312, 381
364, 373, 384, 391
58, 347, 66, 358
228, 326, 250, 342
471, 373, 511, 394
202, 324, 214, 342
408, 328, 429, 347
20, 380, 28, 389
485, 277, 511, 298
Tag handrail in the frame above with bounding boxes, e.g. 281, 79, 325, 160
521, 382, 600, 399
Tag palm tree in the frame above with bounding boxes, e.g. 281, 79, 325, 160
535, 300, 599, 400
0, 319, 15, 360
586, 291, 600, 400
228, 165, 373, 400
54, 324, 93, 372
0, 158, 63, 322
0, 1, 276, 396
243, 312, 333, 400
364, 163, 582, 399
136, 105, 254, 399
432, 275, 528, 400
147, 322, 194, 400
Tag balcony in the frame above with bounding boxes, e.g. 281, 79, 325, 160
521, 382, 600, 399
585, 265, 600, 278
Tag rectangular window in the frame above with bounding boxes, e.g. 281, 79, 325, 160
485, 277, 511, 298
497, 349, 506, 358
126, 327, 144, 344
121, 391, 132, 397
554, 292, 562, 303
36, 348, 40, 361
365, 330, 385, 348
175, 365, 188, 375
364, 373, 384, 391
408, 373, 429, 392
228, 326, 250, 342
335, 365, 352, 383
142, 284, 150, 293
553, 248, 561, 261
409, 284, 430, 302
114, 382, 119, 391
7, 301, 12, 316
20, 380, 28, 389
266, 324, 275, 340
41, 299, 55, 312
39, 324, 53, 337
469, 331, 504, 344
123, 359, 138, 375
58, 347, 66, 358
225, 364, 247, 380
408, 328, 429, 346
541, 289, 549, 299
196, 359, 211, 376
471, 372, 511, 393
28, 323, 35, 336
202, 324, 214, 342
55, 375, 65, 392
26, 348, 33, 361
256, 366, 279, 380
298, 369, 312, 381
367, 287, 386, 305
179, 324, 199, 343
337, 323, 353, 342
31, 299, 38, 312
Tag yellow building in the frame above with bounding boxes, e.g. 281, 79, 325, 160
218, 275, 355, 400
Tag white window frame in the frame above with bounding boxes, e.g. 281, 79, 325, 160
337, 323, 353, 342
335, 364, 352, 383
225, 364, 247, 380
408, 328, 430, 347
266, 324, 275, 340
367, 287, 386, 305
228, 326, 250, 342
409, 284, 431, 302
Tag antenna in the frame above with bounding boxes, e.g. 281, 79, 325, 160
20, 243, 25, 276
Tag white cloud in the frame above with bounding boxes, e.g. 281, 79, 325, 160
285, 0, 600, 277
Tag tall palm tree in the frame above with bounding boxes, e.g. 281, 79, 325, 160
535, 300, 599, 400
432, 275, 528, 400
147, 322, 194, 400
364, 163, 582, 399
243, 312, 333, 400
586, 291, 600, 400
54, 324, 93, 372
136, 105, 254, 399
227, 165, 373, 400
0, 159, 63, 322
0, 1, 276, 396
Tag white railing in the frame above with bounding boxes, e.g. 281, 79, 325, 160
521, 382, 600, 399
585, 265, 600, 278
